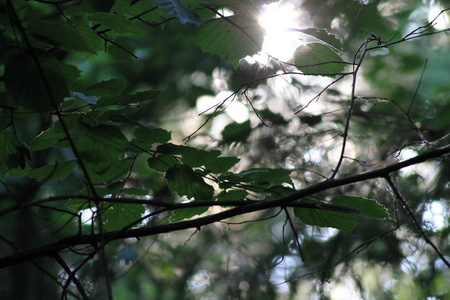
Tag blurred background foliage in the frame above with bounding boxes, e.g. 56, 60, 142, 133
0, 0, 449, 299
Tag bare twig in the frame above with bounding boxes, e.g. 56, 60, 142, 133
385, 176, 450, 268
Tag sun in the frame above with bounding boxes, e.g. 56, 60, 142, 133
257, 2, 303, 62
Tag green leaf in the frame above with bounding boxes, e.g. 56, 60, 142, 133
0, 131, 23, 176
4, 53, 69, 112
28, 21, 101, 54
216, 189, 247, 201
293, 43, 345, 76
131, 126, 171, 151
76, 125, 129, 162
123, 90, 160, 104
96, 90, 159, 107
30, 128, 66, 151
224, 168, 292, 185
88, 13, 136, 34
166, 164, 214, 200
102, 203, 145, 231
150, 0, 201, 25
85, 160, 131, 184
296, 28, 342, 50
170, 206, 209, 222
197, 15, 264, 68
27, 160, 77, 182
157, 143, 221, 167
204, 156, 240, 173
147, 155, 177, 172
332, 195, 389, 219
221, 120, 251, 144
294, 206, 357, 233
85, 79, 126, 97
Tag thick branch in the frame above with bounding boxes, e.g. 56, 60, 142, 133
0, 144, 448, 269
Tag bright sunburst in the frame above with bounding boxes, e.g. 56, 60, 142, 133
258, 2, 303, 61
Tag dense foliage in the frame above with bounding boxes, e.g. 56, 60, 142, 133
0, 0, 449, 299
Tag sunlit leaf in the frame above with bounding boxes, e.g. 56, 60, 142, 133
296, 28, 342, 50
197, 15, 264, 68
293, 43, 345, 76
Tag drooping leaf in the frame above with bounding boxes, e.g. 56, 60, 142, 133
197, 15, 264, 68
170, 206, 209, 222
150, 0, 201, 25
166, 164, 214, 200
76, 125, 129, 162
293, 43, 345, 76
332, 195, 389, 219
102, 203, 145, 231
0, 132, 22, 176
221, 120, 251, 144
27, 160, 77, 182
294, 206, 357, 233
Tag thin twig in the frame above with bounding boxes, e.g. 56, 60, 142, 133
385, 176, 450, 268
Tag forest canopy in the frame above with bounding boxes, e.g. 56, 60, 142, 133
0, 0, 449, 299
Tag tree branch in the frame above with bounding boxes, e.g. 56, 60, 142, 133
0, 144, 448, 269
